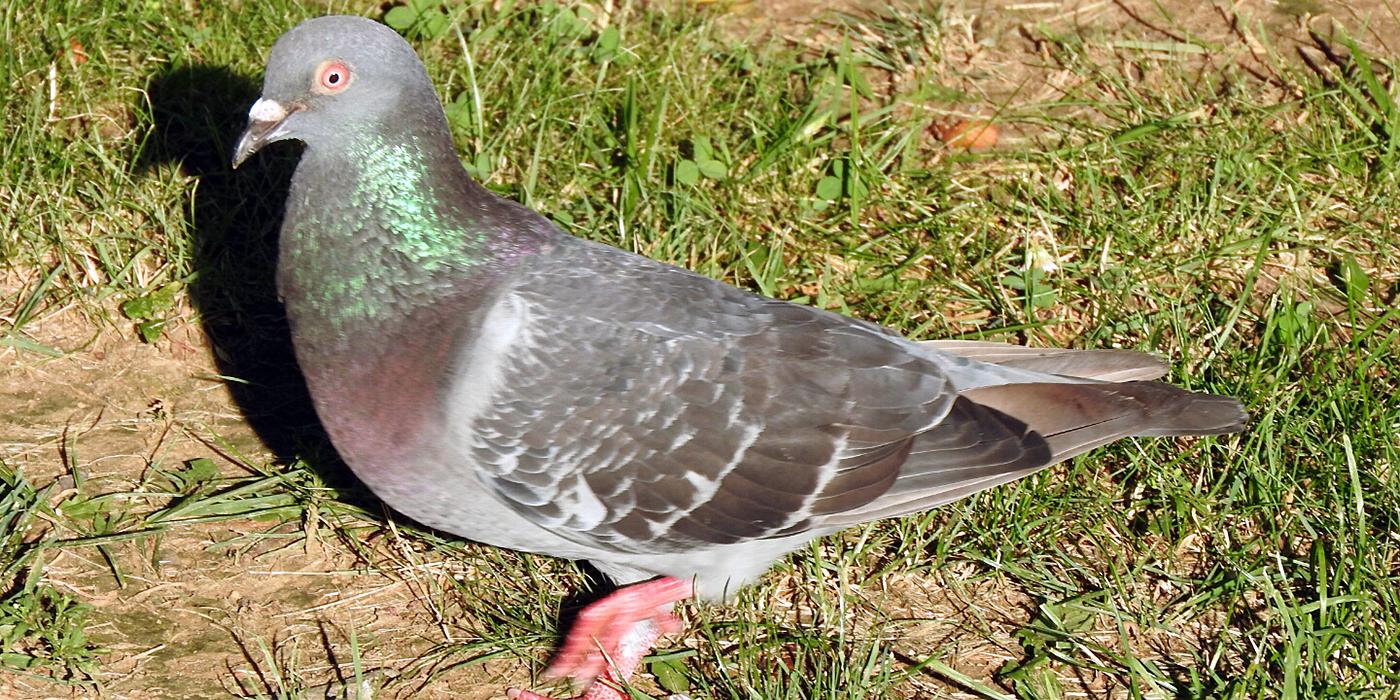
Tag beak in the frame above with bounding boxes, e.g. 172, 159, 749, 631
231, 98, 296, 169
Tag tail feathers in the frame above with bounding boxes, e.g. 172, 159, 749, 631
962, 381, 1247, 463
920, 339, 1170, 382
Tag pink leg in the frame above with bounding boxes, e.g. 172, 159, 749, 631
508, 577, 694, 700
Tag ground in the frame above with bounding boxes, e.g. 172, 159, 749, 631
2, 0, 1398, 698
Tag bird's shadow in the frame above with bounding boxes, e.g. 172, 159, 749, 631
137, 64, 366, 498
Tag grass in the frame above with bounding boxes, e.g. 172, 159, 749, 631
2, 0, 1398, 698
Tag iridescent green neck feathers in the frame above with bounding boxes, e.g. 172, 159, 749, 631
277, 131, 494, 355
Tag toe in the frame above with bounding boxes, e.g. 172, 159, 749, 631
545, 610, 639, 681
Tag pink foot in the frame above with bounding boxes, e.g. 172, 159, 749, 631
508, 577, 694, 700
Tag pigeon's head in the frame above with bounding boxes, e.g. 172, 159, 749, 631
233, 15, 440, 168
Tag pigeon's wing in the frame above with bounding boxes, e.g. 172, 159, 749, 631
458, 239, 1051, 554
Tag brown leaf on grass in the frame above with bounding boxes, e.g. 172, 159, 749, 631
933, 119, 999, 151
62, 38, 88, 65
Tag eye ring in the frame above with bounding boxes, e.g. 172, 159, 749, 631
314, 60, 352, 94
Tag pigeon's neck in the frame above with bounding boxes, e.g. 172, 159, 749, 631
278, 128, 523, 358
277, 127, 534, 466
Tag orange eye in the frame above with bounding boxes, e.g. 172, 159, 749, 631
317, 61, 350, 92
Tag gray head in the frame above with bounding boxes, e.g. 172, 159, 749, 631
232, 16, 446, 168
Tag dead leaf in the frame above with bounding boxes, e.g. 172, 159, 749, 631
64, 38, 88, 65
934, 119, 998, 151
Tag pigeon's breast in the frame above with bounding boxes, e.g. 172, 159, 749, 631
313, 291, 596, 557
296, 298, 471, 474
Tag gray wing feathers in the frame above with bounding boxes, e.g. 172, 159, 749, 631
466, 241, 975, 553
814, 395, 1051, 526
464, 239, 1245, 556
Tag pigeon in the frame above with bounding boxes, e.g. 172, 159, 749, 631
232, 15, 1246, 700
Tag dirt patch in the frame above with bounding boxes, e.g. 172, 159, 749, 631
0, 324, 544, 699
